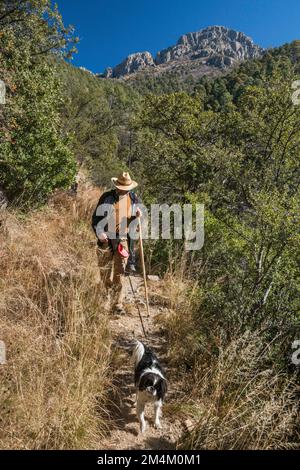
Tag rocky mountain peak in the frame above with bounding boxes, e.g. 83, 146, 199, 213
101, 26, 263, 78
156, 26, 263, 67
104, 51, 155, 78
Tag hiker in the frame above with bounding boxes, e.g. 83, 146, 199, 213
92, 172, 141, 314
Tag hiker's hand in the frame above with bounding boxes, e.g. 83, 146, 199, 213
136, 207, 142, 218
98, 233, 108, 243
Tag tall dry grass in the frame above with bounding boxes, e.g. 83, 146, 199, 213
156, 272, 300, 450
0, 186, 112, 449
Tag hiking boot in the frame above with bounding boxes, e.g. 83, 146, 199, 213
126, 264, 137, 274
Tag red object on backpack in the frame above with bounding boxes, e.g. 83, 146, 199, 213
118, 243, 129, 258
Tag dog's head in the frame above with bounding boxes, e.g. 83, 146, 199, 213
139, 372, 167, 399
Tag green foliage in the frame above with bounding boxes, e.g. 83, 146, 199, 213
57, 61, 141, 186
0, 0, 76, 205
133, 69, 300, 341
128, 69, 197, 95
194, 42, 300, 111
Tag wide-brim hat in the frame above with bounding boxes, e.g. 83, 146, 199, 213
111, 172, 138, 191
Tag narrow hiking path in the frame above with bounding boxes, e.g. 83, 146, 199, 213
101, 275, 186, 450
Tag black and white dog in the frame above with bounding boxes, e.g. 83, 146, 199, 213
132, 340, 167, 433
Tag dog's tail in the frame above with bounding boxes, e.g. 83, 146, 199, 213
132, 340, 145, 367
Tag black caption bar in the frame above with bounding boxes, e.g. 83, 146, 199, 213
0, 450, 299, 467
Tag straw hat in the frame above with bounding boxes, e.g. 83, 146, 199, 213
111, 172, 138, 191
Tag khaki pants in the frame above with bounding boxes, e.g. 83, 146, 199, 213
97, 240, 129, 308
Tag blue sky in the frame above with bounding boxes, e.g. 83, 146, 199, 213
55, 0, 300, 73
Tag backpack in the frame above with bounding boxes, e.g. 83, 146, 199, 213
91, 190, 138, 237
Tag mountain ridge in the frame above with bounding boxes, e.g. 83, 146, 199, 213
101, 25, 264, 79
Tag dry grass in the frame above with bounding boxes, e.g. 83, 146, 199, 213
151, 271, 202, 367
157, 273, 300, 450
0, 186, 112, 449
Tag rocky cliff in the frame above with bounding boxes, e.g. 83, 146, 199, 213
104, 51, 155, 78
156, 26, 262, 66
102, 26, 263, 78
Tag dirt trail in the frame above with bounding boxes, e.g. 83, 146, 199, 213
101, 275, 185, 450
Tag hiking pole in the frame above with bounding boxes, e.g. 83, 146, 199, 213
138, 218, 151, 318
128, 275, 147, 339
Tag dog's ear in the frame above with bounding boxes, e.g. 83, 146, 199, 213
139, 373, 155, 390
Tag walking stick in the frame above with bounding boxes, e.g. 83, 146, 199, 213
138, 218, 151, 318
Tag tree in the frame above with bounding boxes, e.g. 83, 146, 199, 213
0, 0, 77, 205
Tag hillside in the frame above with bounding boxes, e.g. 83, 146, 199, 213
98, 41, 300, 97
1, 103, 299, 446
1, 186, 299, 449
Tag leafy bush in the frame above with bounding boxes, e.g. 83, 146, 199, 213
0, 1, 76, 205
